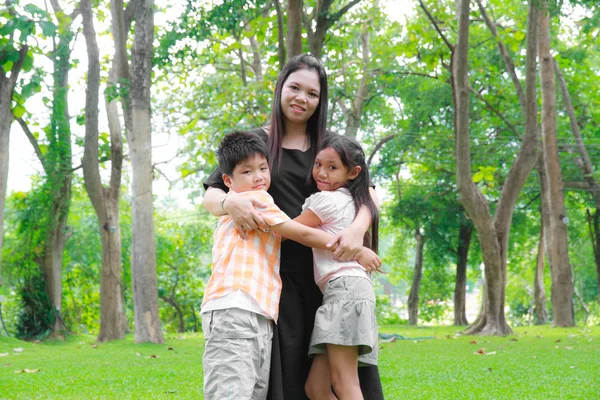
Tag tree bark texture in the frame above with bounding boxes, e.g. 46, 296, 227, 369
587, 210, 600, 304
345, 20, 371, 138
273, 0, 286, 68
454, 222, 472, 325
307, 0, 362, 59
534, 196, 549, 325
129, 0, 164, 343
537, 0, 574, 327
286, 0, 303, 60
81, 0, 126, 342
408, 230, 424, 325
0, 46, 27, 276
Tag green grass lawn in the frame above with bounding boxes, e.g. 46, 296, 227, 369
1, 325, 599, 399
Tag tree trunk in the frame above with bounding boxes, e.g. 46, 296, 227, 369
273, 0, 286, 68
534, 165, 549, 324
44, 23, 75, 335
534, 216, 548, 325
408, 230, 424, 325
454, 222, 472, 325
81, 0, 126, 342
0, 84, 12, 275
587, 210, 600, 304
537, 0, 574, 327
457, 0, 539, 336
0, 46, 27, 276
129, 0, 164, 343
345, 20, 371, 138
286, 0, 303, 60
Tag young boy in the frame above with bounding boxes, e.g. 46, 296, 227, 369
201, 131, 363, 400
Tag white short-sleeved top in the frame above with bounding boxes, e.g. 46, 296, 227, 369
302, 188, 371, 293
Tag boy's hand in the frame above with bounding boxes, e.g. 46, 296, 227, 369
224, 193, 268, 239
356, 247, 383, 273
326, 225, 364, 261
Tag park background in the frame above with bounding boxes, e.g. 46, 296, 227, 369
1, 0, 600, 398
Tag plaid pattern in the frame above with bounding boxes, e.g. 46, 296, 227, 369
202, 191, 289, 321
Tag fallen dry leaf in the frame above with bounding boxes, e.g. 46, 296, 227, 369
555, 346, 560, 349
474, 348, 486, 355
145, 355, 159, 359
555, 339, 561, 343
486, 351, 497, 356
470, 340, 478, 344
0, 353, 8, 357
3, 364, 12, 367
14, 369, 40, 374
570, 366, 576, 369
91, 344, 97, 349
509, 338, 518, 342
168, 347, 174, 351
12, 348, 24, 353
565, 346, 573, 350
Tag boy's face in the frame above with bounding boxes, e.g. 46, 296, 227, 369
223, 154, 271, 193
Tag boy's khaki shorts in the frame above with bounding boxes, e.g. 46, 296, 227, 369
202, 308, 273, 400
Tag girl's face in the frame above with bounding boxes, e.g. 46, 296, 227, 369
313, 147, 361, 192
280, 69, 321, 126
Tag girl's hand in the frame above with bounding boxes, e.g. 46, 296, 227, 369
223, 192, 268, 239
327, 225, 364, 261
356, 247, 383, 273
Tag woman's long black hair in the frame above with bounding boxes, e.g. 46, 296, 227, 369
268, 54, 329, 170
318, 135, 379, 252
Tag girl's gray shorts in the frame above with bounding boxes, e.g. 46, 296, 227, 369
308, 276, 378, 366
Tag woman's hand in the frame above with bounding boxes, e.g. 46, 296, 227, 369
326, 225, 365, 261
356, 247, 383, 273
223, 192, 268, 239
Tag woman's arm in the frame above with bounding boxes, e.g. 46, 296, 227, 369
329, 187, 380, 261
203, 186, 267, 239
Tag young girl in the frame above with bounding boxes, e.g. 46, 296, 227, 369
296, 135, 380, 400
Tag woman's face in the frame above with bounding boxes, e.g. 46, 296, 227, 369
280, 69, 321, 127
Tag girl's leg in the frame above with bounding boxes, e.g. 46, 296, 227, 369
305, 354, 337, 400
326, 345, 363, 400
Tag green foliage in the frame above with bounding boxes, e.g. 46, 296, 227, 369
15, 273, 56, 340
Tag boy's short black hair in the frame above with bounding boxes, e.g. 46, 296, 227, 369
217, 130, 269, 176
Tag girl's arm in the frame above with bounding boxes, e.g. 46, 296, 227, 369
328, 187, 379, 261
292, 209, 382, 272
203, 186, 267, 239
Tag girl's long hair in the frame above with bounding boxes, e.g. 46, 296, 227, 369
318, 135, 379, 252
268, 54, 329, 170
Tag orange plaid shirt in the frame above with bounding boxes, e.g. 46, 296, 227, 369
202, 191, 289, 321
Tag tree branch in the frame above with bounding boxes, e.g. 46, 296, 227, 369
368, 134, 397, 167
419, 0, 454, 51
16, 117, 46, 171
469, 86, 520, 138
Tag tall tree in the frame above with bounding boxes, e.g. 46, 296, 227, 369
0, 1, 29, 277
407, 228, 424, 325
81, 0, 127, 341
453, 0, 540, 335
537, 0, 574, 326
287, 0, 303, 59
129, 0, 164, 343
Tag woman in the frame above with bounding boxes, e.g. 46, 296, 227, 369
203, 54, 384, 400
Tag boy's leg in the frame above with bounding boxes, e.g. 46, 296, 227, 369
305, 354, 337, 400
202, 309, 271, 400
327, 345, 363, 400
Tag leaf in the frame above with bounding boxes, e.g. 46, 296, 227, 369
22, 51, 33, 72
0, 353, 8, 357
39, 21, 57, 37
474, 348, 486, 355
2, 60, 13, 73
469, 340, 478, 344
12, 104, 26, 118
14, 368, 40, 373
12, 348, 24, 353
472, 171, 484, 183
